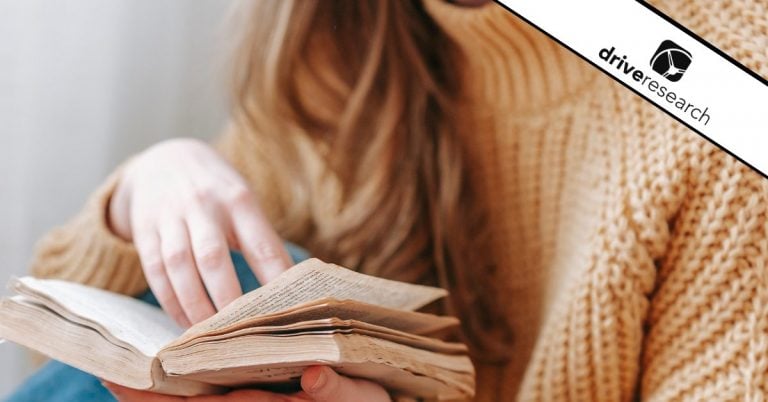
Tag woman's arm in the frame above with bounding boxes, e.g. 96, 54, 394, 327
640, 145, 768, 400
29, 166, 147, 295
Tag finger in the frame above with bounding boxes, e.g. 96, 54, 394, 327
186, 207, 241, 310
134, 230, 190, 327
225, 188, 291, 284
103, 382, 181, 402
159, 217, 217, 324
301, 366, 391, 402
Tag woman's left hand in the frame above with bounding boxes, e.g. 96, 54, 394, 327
104, 366, 391, 402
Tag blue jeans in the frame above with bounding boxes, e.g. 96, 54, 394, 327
4, 245, 310, 402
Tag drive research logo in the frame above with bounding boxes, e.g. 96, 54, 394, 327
598, 45, 711, 126
650, 40, 692, 82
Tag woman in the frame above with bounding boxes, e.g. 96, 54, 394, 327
14, 0, 768, 401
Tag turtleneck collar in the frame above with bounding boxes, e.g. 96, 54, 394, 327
424, 0, 599, 114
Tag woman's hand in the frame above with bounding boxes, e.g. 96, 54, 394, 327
104, 366, 392, 402
109, 138, 291, 327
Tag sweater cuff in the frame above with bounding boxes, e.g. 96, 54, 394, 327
29, 167, 148, 296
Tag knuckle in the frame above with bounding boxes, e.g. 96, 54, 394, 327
225, 186, 255, 208
163, 247, 189, 267
189, 187, 216, 205
141, 259, 165, 277
194, 243, 229, 268
249, 241, 283, 264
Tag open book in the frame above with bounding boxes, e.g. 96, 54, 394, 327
0, 258, 475, 400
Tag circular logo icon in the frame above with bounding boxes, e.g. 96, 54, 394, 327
650, 40, 692, 82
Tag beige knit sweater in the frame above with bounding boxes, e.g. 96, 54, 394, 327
29, 0, 768, 400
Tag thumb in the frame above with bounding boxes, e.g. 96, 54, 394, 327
301, 366, 391, 402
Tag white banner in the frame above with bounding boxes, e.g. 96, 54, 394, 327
495, 0, 768, 177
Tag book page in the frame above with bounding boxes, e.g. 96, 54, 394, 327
168, 317, 466, 354
159, 333, 474, 400
0, 296, 156, 389
13, 277, 182, 356
0, 296, 220, 396
185, 259, 447, 335
337, 333, 474, 374
176, 298, 458, 343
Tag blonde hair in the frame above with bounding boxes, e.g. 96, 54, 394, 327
231, 0, 511, 362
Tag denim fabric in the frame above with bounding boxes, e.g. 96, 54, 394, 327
4, 244, 310, 402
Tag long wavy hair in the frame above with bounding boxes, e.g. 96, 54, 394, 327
230, 0, 511, 362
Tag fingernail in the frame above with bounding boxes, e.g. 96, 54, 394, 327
310, 367, 328, 392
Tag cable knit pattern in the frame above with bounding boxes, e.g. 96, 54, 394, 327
423, 0, 768, 400
28, 0, 768, 400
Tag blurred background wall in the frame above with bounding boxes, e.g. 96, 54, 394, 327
0, 0, 232, 396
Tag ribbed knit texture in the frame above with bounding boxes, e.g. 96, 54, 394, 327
28, 167, 147, 295
29, 0, 768, 400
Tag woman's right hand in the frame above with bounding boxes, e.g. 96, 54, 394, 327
108, 138, 292, 327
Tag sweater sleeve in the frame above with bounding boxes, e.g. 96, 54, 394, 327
28, 165, 147, 295
640, 145, 768, 400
